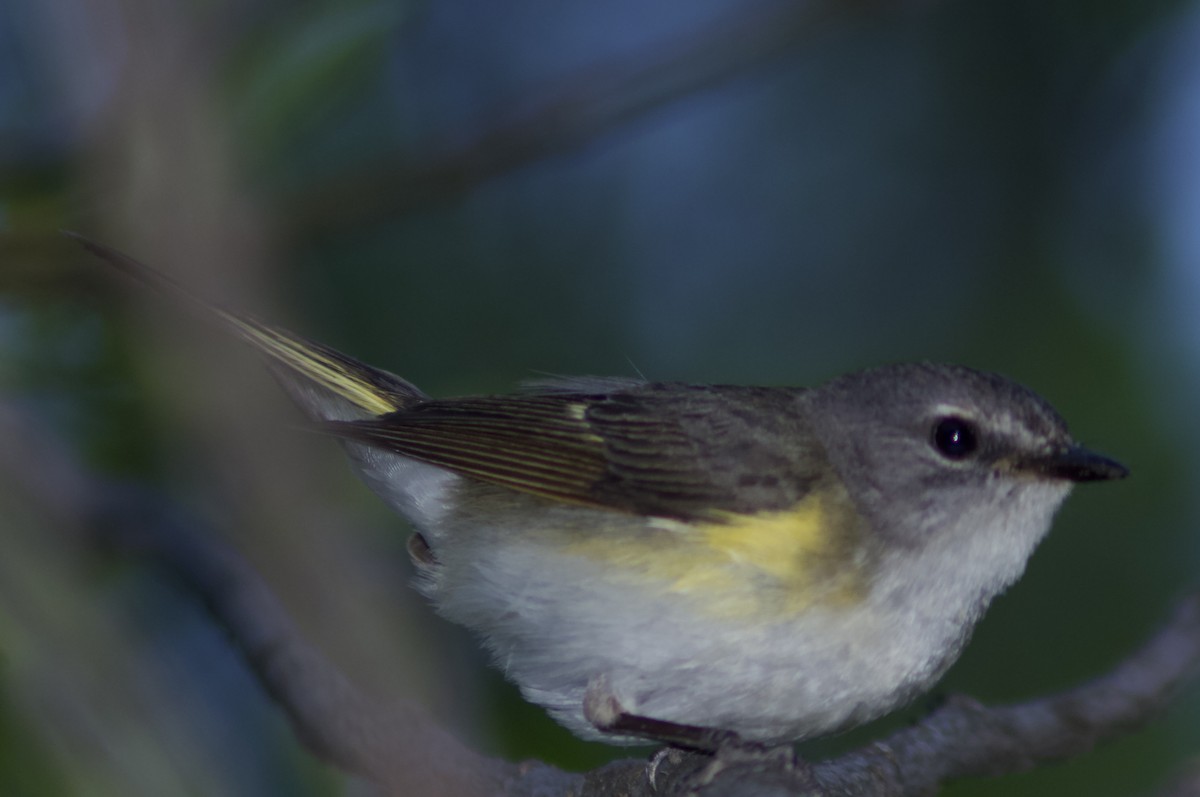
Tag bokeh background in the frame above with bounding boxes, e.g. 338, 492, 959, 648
2, 0, 1200, 794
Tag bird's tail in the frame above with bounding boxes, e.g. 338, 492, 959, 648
65, 232, 423, 420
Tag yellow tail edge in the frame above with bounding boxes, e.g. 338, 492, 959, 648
65, 231, 406, 418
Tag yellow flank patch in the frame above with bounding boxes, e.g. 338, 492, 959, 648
562, 484, 871, 618
225, 314, 398, 416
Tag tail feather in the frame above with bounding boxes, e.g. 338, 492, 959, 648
65, 232, 422, 418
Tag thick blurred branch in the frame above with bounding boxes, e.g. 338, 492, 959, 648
285, 0, 896, 235
1158, 759, 1200, 797
90, 491, 529, 797
2, 398, 1197, 796
0, 402, 540, 797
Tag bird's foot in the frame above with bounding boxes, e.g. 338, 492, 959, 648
583, 676, 808, 793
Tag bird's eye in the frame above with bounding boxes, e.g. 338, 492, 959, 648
932, 417, 977, 460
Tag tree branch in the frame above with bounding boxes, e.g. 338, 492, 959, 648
641, 593, 1200, 795
3, 399, 1197, 796
0, 403, 549, 797
814, 593, 1200, 794
285, 0, 900, 235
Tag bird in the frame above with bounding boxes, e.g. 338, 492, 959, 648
69, 233, 1128, 748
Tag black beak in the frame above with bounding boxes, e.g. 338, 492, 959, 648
1021, 445, 1129, 483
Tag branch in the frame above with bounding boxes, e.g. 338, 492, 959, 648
1158, 758, 1200, 797
3, 400, 1197, 796
0, 403, 566, 797
641, 593, 1200, 795
813, 594, 1200, 794
94, 490, 531, 797
285, 0, 900, 235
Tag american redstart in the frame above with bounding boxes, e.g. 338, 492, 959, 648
70, 234, 1127, 748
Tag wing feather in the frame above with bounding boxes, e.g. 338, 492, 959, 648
326, 384, 821, 521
